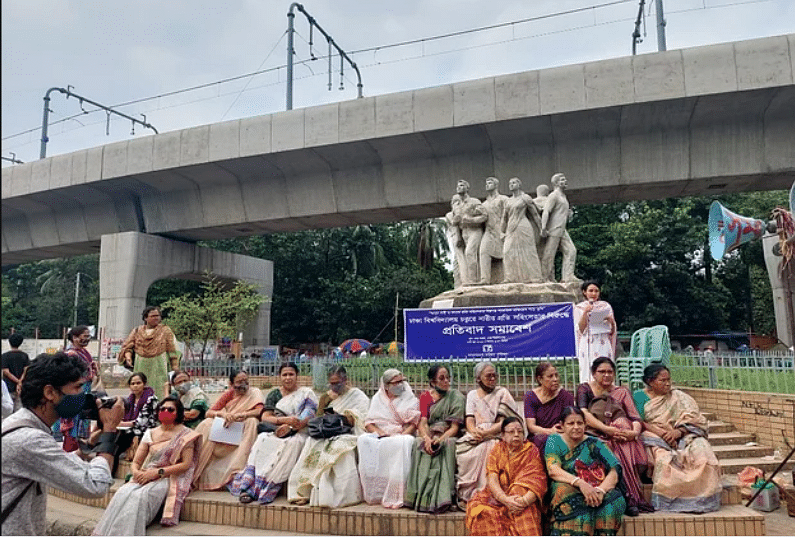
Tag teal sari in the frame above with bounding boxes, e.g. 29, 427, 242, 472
545, 434, 626, 536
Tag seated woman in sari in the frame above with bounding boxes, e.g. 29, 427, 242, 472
287, 365, 370, 507
114, 372, 159, 476
577, 357, 652, 516
466, 417, 547, 536
405, 365, 465, 513
633, 363, 722, 513
457, 361, 523, 506
524, 362, 574, 452
192, 370, 263, 491
170, 370, 209, 429
546, 407, 626, 536
93, 397, 202, 535
357, 368, 420, 509
231, 362, 318, 504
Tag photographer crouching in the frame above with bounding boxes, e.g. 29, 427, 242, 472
1, 352, 124, 535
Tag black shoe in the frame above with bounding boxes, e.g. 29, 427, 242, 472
625, 506, 640, 517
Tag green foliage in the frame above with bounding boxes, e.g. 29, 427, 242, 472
160, 274, 265, 363
569, 190, 786, 337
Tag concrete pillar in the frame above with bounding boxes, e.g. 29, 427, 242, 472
762, 233, 795, 348
98, 232, 273, 346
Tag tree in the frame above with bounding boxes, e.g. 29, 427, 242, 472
160, 274, 265, 364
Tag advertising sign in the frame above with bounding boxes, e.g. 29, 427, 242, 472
404, 302, 576, 361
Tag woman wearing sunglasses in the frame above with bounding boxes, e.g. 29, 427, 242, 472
94, 396, 202, 535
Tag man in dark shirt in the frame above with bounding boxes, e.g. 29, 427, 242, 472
2, 333, 30, 413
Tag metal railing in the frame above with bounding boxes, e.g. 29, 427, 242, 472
179, 350, 794, 396
669, 351, 794, 394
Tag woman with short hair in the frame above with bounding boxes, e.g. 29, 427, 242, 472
465, 417, 547, 536
456, 361, 523, 506
633, 363, 722, 512
357, 368, 420, 508
170, 370, 208, 429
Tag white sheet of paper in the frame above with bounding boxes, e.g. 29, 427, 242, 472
589, 307, 613, 335
208, 417, 243, 445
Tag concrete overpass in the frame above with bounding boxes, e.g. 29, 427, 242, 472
2, 34, 794, 344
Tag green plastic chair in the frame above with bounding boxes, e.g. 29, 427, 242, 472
617, 325, 670, 390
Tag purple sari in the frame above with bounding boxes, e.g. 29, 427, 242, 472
523, 389, 574, 451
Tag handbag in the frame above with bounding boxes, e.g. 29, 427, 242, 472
587, 394, 626, 425
308, 413, 352, 439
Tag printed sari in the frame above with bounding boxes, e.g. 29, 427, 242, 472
466, 440, 547, 536
545, 434, 626, 536
287, 386, 370, 507
573, 300, 616, 383
230, 386, 318, 503
54, 346, 96, 447
119, 324, 179, 399
93, 425, 202, 535
192, 386, 264, 490
405, 389, 466, 513
635, 388, 722, 513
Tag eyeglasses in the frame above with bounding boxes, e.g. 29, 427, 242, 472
482, 373, 497, 379
387, 379, 405, 385
160, 407, 176, 412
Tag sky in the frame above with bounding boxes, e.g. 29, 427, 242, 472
2, 0, 794, 164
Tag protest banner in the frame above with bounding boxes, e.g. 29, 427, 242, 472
404, 302, 576, 361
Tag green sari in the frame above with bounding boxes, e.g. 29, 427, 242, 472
545, 434, 626, 536
404, 389, 465, 513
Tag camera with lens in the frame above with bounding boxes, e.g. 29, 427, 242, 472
81, 391, 128, 421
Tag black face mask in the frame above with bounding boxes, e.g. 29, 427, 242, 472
478, 380, 495, 394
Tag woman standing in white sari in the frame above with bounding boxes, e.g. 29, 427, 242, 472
357, 368, 420, 508
288, 365, 370, 507
231, 363, 318, 504
573, 280, 617, 383
456, 361, 523, 506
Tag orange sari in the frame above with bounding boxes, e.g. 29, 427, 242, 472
466, 440, 547, 536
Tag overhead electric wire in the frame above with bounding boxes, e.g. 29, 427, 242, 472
1, 0, 776, 149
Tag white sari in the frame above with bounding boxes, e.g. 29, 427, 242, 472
230, 386, 318, 504
287, 387, 370, 507
357, 382, 420, 508
573, 300, 616, 383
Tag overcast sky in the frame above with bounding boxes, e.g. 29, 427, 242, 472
2, 0, 793, 163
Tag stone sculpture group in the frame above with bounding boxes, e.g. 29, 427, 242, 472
445, 173, 577, 289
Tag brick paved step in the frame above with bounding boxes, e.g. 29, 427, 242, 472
713, 444, 776, 459
50, 480, 759, 536
707, 420, 734, 434
718, 456, 794, 475
709, 432, 756, 446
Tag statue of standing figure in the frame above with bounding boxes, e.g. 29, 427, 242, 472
446, 180, 483, 285
539, 173, 577, 283
444, 174, 578, 288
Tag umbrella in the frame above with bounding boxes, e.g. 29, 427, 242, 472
339, 339, 371, 353
386, 341, 404, 355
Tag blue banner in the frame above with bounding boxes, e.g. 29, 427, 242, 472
404, 303, 576, 361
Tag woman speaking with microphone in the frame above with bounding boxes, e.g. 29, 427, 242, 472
573, 281, 617, 383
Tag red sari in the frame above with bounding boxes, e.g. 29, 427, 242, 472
466, 440, 547, 536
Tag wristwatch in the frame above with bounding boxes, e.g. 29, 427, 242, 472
158, 468, 165, 478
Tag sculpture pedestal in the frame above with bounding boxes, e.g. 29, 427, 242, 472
419, 280, 583, 309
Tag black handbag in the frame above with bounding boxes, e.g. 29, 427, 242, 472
307, 413, 352, 439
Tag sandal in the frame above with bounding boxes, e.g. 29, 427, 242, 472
239, 494, 255, 504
